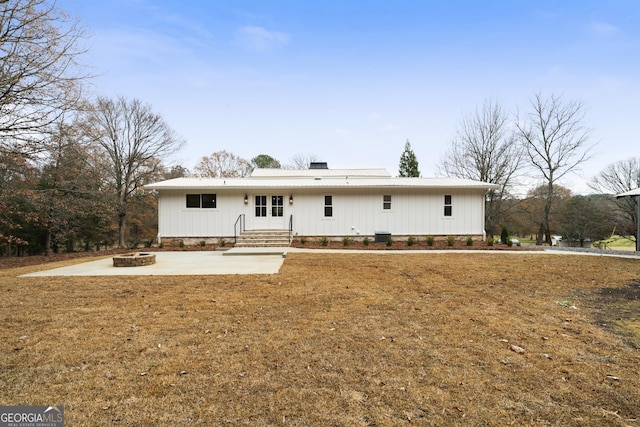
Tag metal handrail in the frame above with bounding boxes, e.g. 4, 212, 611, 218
288, 214, 293, 243
234, 214, 245, 243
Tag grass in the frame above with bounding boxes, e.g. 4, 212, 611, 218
1, 252, 640, 425
607, 235, 637, 249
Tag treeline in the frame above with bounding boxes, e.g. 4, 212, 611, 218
0, 1, 187, 255
1, 1, 637, 256
435, 98, 639, 246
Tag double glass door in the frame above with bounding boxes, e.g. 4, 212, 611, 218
253, 195, 285, 228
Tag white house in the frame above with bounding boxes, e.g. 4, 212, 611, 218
144, 165, 498, 245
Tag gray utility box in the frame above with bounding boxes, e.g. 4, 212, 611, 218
374, 232, 391, 243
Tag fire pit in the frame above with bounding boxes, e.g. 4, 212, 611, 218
113, 252, 156, 267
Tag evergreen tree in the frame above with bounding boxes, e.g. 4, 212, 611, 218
399, 140, 420, 177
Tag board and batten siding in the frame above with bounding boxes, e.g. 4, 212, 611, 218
288, 188, 484, 237
156, 187, 486, 240
157, 189, 248, 240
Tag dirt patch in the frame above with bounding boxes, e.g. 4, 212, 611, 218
590, 280, 640, 348
1, 252, 639, 425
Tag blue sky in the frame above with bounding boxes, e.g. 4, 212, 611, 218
61, 0, 639, 193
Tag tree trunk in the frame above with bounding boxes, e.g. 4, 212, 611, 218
45, 227, 52, 256
536, 223, 544, 245
544, 181, 554, 245
118, 212, 127, 248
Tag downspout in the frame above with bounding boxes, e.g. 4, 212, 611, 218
482, 188, 487, 241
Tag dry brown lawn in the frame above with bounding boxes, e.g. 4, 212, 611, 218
1, 252, 640, 426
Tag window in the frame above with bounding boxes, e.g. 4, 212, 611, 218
444, 194, 452, 217
324, 195, 333, 217
383, 195, 392, 210
186, 194, 201, 208
202, 194, 216, 208
271, 195, 284, 217
255, 195, 267, 217
186, 194, 217, 208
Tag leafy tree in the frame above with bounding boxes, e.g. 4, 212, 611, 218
34, 122, 114, 254
162, 165, 189, 179
515, 93, 594, 244
193, 150, 251, 178
398, 140, 420, 177
510, 184, 573, 242
559, 195, 614, 247
83, 96, 185, 247
500, 225, 509, 244
439, 100, 522, 235
0, 152, 39, 255
251, 154, 281, 169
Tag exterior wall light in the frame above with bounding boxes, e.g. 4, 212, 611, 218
244, 194, 248, 204
289, 194, 294, 205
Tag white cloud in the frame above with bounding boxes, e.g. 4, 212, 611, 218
378, 124, 400, 132
590, 21, 620, 36
234, 26, 290, 52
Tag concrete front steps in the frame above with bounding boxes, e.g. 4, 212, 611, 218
234, 230, 291, 248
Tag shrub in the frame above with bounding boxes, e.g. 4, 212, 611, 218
219, 238, 226, 247
158, 242, 164, 249
407, 236, 415, 246
321, 236, 329, 246
179, 240, 185, 248
500, 226, 509, 245
386, 236, 393, 247
426, 236, 435, 246
343, 236, 350, 246
447, 236, 455, 247
300, 237, 307, 245
466, 236, 473, 246
487, 236, 494, 247
199, 240, 206, 247
363, 236, 370, 246
507, 239, 513, 247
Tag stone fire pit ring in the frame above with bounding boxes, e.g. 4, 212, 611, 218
113, 252, 156, 267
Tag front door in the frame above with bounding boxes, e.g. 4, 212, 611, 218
252, 195, 286, 229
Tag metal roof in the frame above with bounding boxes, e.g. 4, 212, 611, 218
145, 175, 499, 191
616, 188, 640, 198
250, 168, 391, 178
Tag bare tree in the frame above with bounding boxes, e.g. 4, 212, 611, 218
590, 157, 640, 239
285, 153, 318, 169
439, 100, 522, 236
515, 93, 594, 244
193, 150, 251, 178
84, 96, 184, 247
0, 0, 87, 154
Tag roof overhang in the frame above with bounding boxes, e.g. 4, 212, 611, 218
144, 177, 500, 192
616, 188, 640, 198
